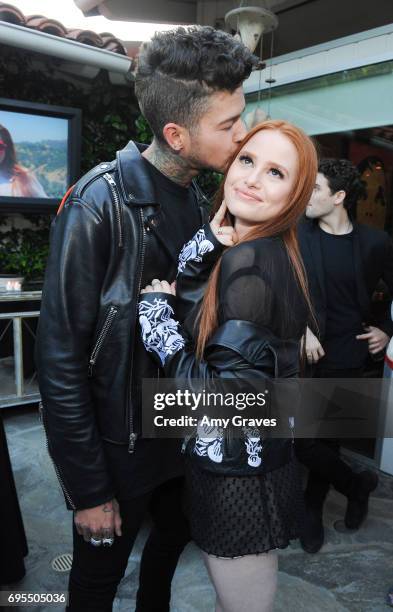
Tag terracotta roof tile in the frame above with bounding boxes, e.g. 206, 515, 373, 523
66, 27, 103, 47
0, 1, 128, 55
25, 15, 68, 37
0, 2, 24, 24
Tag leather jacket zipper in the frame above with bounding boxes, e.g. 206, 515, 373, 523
103, 173, 123, 248
127, 207, 147, 453
38, 402, 76, 510
88, 306, 118, 377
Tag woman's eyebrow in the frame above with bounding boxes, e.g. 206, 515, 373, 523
265, 160, 289, 175
238, 148, 254, 157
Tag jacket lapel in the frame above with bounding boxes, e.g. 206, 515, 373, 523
352, 224, 370, 315
308, 224, 326, 303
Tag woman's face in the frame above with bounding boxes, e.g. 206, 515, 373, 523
224, 129, 299, 235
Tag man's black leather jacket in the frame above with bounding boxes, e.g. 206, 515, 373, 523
35, 141, 207, 511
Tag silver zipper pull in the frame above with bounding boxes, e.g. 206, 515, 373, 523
128, 432, 138, 453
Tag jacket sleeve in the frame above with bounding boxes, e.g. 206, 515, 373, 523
175, 223, 224, 323
35, 195, 116, 510
138, 292, 277, 382
140, 240, 284, 378
378, 234, 393, 338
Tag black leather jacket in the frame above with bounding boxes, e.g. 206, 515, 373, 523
35, 141, 207, 510
138, 224, 303, 475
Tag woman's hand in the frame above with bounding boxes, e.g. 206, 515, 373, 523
141, 279, 176, 295
210, 200, 238, 247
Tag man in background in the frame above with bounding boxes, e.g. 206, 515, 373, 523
297, 158, 393, 553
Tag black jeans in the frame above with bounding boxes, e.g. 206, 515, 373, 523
295, 366, 364, 512
67, 477, 190, 612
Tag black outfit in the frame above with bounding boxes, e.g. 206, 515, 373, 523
68, 478, 189, 612
301, 366, 364, 513
36, 141, 208, 510
0, 412, 28, 585
36, 142, 208, 611
296, 219, 393, 513
139, 225, 308, 557
298, 218, 393, 347
319, 228, 368, 368
102, 157, 202, 499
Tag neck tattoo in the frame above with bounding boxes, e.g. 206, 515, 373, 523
143, 141, 196, 187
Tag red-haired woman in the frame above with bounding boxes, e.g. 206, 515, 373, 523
0, 124, 47, 197
138, 120, 318, 611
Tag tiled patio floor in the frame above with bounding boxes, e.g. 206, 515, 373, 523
3, 405, 393, 611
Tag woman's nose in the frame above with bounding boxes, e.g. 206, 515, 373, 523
245, 170, 262, 189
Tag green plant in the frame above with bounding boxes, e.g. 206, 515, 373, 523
135, 115, 153, 144
0, 217, 51, 280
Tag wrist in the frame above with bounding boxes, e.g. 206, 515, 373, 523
139, 294, 184, 366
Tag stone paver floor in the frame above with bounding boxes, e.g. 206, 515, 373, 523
3, 406, 393, 611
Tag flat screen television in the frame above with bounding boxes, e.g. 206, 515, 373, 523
0, 98, 81, 213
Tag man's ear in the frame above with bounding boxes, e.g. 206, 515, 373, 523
334, 190, 346, 206
162, 123, 189, 153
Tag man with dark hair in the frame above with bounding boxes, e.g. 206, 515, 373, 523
36, 25, 256, 611
297, 158, 393, 553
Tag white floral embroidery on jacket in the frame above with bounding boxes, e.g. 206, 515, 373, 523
177, 228, 215, 275
139, 298, 185, 366
243, 427, 263, 468
193, 421, 224, 463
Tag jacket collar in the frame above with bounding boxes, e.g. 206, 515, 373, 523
116, 140, 156, 206
116, 140, 210, 211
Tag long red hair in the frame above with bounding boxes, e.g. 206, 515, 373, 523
196, 119, 318, 359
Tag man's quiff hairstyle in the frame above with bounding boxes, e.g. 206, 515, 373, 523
319, 158, 366, 214
134, 26, 257, 142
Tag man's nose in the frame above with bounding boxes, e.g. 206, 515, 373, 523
233, 118, 247, 143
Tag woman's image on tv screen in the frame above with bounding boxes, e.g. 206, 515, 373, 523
0, 123, 47, 198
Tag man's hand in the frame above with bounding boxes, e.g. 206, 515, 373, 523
210, 200, 238, 247
356, 325, 390, 354
141, 279, 176, 295
303, 326, 325, 364
74, 498, 122, 544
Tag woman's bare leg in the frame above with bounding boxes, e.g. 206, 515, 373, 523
202, 550, 278, 612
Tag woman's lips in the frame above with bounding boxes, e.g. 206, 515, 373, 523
235, 188, 263, 202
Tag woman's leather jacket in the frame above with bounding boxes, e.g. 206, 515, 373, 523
139, 224, 304, 475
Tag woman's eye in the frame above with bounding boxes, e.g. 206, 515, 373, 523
269, 167, 284, 178
239, 155, 253, 165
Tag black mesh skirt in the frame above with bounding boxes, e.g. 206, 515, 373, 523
184, 456, 305, 558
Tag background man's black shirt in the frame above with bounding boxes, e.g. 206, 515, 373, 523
319, 227, 369, 369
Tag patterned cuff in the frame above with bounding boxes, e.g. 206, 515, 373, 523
138, 294, 185, 366
177, 223, 220, 275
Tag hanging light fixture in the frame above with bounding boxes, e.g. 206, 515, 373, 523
225, 5, 278, 53
225, 3, 278, 128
